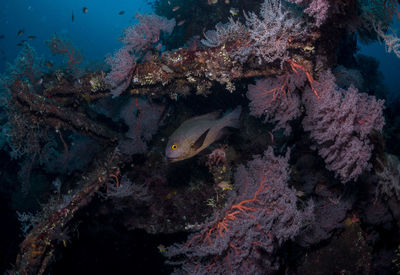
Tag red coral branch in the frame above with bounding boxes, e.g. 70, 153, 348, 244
46, 35, 83, 70
187, 170, 270, 249
287, 59, 320, 98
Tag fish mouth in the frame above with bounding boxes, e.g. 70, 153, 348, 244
166, 155, 182, 163
167, 157, 180, 163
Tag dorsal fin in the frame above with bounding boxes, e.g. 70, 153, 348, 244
183, 110, 221, 125
191, 129, 210, 151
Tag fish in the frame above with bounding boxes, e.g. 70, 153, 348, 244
82, 7, 88, 13
229, 8, 239, 16
157, 244, 167, 254
166, 106, 241, 162
17, 29, 24, 36
118, 11, 125, 15
177, 20, 185, 26
172, 6, 180, 11
0, 34, 4, 39
45, 61, 53, 68
72, 11, 74, 22
27, 35, 36, 40
218, 181, 232, 191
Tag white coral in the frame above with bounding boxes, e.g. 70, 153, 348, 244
201, 0, 307, 64
376, 154, 400, 200
245, 0, 306, 64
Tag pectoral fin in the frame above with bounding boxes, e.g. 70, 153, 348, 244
191, 129, 210, 151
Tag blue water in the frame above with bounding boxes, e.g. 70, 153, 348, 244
0, 0, 152, 72
360, 16, 400, 96
361, 41, 400, 95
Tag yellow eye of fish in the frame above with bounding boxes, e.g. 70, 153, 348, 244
171, 144, 178, 150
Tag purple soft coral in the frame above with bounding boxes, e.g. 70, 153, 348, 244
167, 147, 314, 274
302, 70, 385, 182
247, 70, 306, 135
122, 14, 175, 54
105, 14, 175, 97
118, 97, 165, 155
104, 47, 136, 97
289, 0, 330, 27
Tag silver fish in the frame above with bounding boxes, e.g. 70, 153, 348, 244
166, 106, 241, 162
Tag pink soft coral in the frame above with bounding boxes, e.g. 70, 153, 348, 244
104, 47, 136, 97
289, 0, 330, 27
247, 65, 307, 135
105, 14, 175, 97
302, 70, 385, 182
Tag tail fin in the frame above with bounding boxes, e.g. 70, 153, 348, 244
221, 105, 242, 129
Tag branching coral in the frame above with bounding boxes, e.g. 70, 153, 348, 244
201, 0, 308, 65
376, 153, 400, 200
122, 14, 175, 54
302, 70, 385, 182
288, 0, 330, 27
358, 0, 400, 53
105, 47, 136, 97
167, 148, 314, 274
105, 14, 175, 97
46, 34, 83, 70
118, 97, 165, 155
247, 72, 304, 135
373, 21, 400, 58
245, 0, 308, 64
7, 43, 42, 84
246, 59, 319, 135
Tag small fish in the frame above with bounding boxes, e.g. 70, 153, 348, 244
218, 181, 232, 191
177, 20, 185, 26
118, 11, 125, 15
172, 6, 180, 11
82, 7, 88, 13
157, 244, 167, 254
17, 29, 24, 36
27, 35, 36, 40
229, 8, 239, 16
45, 61, 53, 68
208, 0, 218, 4
0, 34, 4, 39
17, 39, 27, 47
166, 106, 241, 162
72, 11, 74, 22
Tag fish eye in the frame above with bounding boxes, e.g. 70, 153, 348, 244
171, 144, 178, 150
